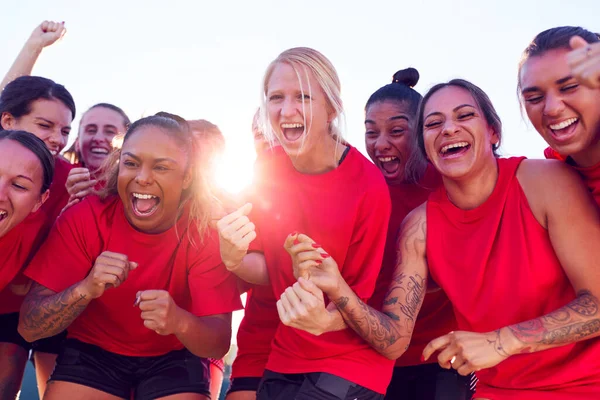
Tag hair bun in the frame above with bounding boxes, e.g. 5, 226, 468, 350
392, 68, 419, 88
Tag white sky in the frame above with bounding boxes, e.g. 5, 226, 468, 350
3, 0, 598, 342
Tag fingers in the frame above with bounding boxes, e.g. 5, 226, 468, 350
276, 299, 290, 325
61, 196, 80, 214
570, 35, 589, 50
567, 38, 600, 89
438, 345, 460, 370
297, 277, 324, 301
138, 289, 166, 303
423, 334, 452, 361
217, 203, 252, 227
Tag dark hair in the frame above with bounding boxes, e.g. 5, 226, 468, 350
518, 26, 600, 94
408, 79, 502, 181
64, 103, 130, 165
365, 67, 422, 116
0, 130, 54, 193
99, 115, 211, 238
0, 76, 76, 127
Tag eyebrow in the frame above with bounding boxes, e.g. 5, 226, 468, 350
365, 115, 409, 124
424, 104, 474, 120
122, 152, 178, 164
521, 75, 574, 94
17, 174, 33, 183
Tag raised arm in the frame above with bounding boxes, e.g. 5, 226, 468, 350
424, 160, 600, 375
287, 205, 429, 360
0, 21, 65, 91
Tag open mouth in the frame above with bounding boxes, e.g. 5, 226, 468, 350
440, 141, 471, 159
280, 123, 304, 142
90, 147, 110, 155
131, 193, 160, 217
377, 156, 400, 174
548, 117, 579, 143
0, 210, 7, 223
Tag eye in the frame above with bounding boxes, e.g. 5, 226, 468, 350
523, 93, 543, 104
365, 130, 377, 136
122, 160, 137, 168
424, 120, 441, 128
269, 94, 283, 101
12, 182, 28, 191
391, 128, 405, 135
154, 165, 170, 171
38, 123, 51, 129
458, 112, 475, 120
298, 93, 311, 101
61, 130, 70, 136
106, 130, 117, 136
561, 83, 579, 92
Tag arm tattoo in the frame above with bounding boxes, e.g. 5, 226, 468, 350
508, 290, 600, 350
487, 329, 511, 357
21, 282, 90, 340
331, 215, 427, 356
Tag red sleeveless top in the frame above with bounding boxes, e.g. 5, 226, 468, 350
426, 157, 600, 399
545, 146, 600, 206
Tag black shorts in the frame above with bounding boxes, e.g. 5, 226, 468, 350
228, 377, 262, 393
257, 370, 383, 400
32, 329, 68, 354
0, 312, 31, 351
384, 363, 476, 400
51, 338, 210, 400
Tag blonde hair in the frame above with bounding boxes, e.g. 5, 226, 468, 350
259, 47, 346, 154
98, 115, 212, 242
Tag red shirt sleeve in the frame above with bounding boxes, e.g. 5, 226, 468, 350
24, 199, 99, 293
188, 232, 243, 316
343, 179, 391, 301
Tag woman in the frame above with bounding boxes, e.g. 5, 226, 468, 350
286, 79, 600, 399
518, 27, 600, 202
278, 68, 474, 399
18, 115, 242, 400
0, 130, 54, 399
218, 47, 393, 400
63, 103, 130, 203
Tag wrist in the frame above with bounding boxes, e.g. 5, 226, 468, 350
74, 280, 93, 300
24, 40, 44, 54
174, 306, 190, 336
499, 326, 522, 356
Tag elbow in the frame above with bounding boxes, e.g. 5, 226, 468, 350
383, 338, 411, 361
17, 319, 37, 343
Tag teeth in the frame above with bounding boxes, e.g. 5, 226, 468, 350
0, 210, 6, 216
50, 150, 58, 156
549, 118, 578, 130
281, 123, 304, 129
378, 156, 397, 162
91, 148, 109, 154
132, 193, 157, 200
441, 142, 469, 154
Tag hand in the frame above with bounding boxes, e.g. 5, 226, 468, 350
61, 194, 80, 214
277, 277, 333, 336
568, 36, 600, 89
423, 329, 514, 376
216, 203, 256, 270
80, 251, 138, 299
27, 21, 66, 51
283, 233, 342, 295
137, 290, 184, 335
66, 168, 98, 199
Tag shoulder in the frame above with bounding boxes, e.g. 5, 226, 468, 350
517, 158, 584, 196
402, 203, 427, 237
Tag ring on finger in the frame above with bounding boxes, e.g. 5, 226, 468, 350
450, 355, 457, 364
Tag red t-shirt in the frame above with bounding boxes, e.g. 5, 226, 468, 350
41, 156, 73, 224
250, 146, 394, 394
545, 147, 600, 205
427, 157, 600, 399
369, 165, 456, 367
25, 195, 242, 356
231, 284, 279, 378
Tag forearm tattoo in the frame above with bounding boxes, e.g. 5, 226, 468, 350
332, 217, 427, 354
508, 290, 600, 351
21, 283, 89, 339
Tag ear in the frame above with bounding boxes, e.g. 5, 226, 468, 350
1, 112, 16, 129
32, 190, 50, 213
74, 138, 81, 153
182, 169, 193, 191
490, 129, 500, 146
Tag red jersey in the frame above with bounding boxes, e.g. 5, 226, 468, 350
25, 195, 242, 357
41, 156, 73, 223
427, 157, 600, 399
251, 146, 394, 394
369, 165, 456, 367
231, 285, 279, 378
545, 147, 600, 205
0, 275, 31, 314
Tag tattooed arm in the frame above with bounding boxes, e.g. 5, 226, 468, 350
326, 204, 429, 360
19, 251, 137, 342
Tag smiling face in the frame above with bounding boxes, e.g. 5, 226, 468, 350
265, 62, 333, 159
365, 100, 413, 185
78, 107, 127, 172
0, 139, 48, 238
1, 98, 72, 157
520, 48, 600, 164
117, 126, 192, 234
422, 86, 499, 180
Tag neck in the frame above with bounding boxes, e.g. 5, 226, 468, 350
570, 137, 600, 168
289, 134, 347, 174
442, 157, 499, 210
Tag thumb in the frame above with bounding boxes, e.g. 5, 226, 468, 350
570, 35, 589, 50
296, 233, 315, 245
298, 277, 324, 300
283, 232, 298, 252
239, 202, 253, 216
129, 261, 138, 270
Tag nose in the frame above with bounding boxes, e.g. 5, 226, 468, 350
280, 98, 296, 118
47, 129, 63, 148
0, 181, 8, 202
441, 120, 459, 136
543, 92, 565, 118
135, 165, 154, 186
374, 134, 391, 152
